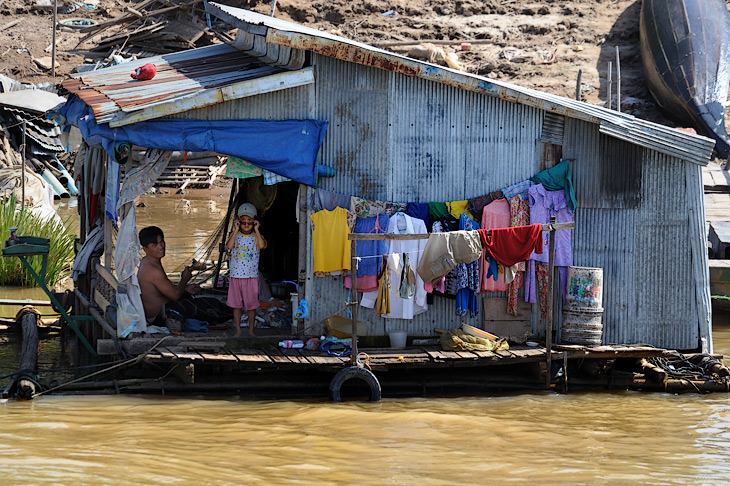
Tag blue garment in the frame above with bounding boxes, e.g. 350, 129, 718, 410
502, 180, 534, 201
456, 289, 479, 318
486, 254, 499, 281
354, 214, 389, 278
406, 202, 430, 228
455, 213, 481, 317
183, 318, 209, 332
311, 188, 351, 211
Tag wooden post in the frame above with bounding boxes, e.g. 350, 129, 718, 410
52, 0, 57, 79
21, 121, 26, 210
575, 69, 582, 101
607, 62, 613, 110
350, 239, 359, 365
615, 46, 621, 112
213, 180, 237, 290
16, 312, 40, 399
545, 216, 557, 387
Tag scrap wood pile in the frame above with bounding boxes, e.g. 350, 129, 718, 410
74, 0, 235, 58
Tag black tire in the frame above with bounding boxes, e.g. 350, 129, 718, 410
329, 366, 381, 402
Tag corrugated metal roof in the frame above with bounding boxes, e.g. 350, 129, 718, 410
207, 2, 716, 166
0, 89, 66, 113
60, 43, 315, 127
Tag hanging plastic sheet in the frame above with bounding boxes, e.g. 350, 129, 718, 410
56, 95, 329, 187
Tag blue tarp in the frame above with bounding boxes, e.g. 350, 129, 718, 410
57, 95, 329, 187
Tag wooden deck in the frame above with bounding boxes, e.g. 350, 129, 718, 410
138, 341, 681, 371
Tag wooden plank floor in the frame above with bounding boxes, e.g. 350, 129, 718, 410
141, 343, 682, 370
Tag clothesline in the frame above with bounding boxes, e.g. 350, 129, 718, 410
348, 222, 574, 241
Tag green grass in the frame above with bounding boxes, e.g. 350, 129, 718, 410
0, 195, 76, 288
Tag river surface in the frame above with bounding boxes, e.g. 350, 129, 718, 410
2, 196, 730, 485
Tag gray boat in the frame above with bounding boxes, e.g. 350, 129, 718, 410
639, 0, 730, 158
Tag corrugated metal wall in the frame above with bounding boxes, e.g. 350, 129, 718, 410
565, 117, 702, 349
308, 54, 544, 336
163, 53, 708, 348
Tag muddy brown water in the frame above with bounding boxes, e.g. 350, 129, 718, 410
2, 195, 730, 484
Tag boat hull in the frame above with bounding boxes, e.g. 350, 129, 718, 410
640, 0, 730, 158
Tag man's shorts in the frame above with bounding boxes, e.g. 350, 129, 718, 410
226, 277, 259, 311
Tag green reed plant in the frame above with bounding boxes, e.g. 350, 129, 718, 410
0, 194, 76, 288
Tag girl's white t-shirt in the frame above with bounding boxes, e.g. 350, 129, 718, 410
230, 232, 259, 278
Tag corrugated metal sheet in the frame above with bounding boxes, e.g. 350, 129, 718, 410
60, 43, 314, 126
565, 116, 700, 348
299, 55, 544, 336
207, 2, 716, 166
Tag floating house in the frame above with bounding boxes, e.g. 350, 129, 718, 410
56, 3, 716, 380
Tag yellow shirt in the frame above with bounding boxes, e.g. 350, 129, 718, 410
310, 207, 351, 272
448, 200, 475, 220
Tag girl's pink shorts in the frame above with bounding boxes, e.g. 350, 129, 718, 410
226, 277, 259, 311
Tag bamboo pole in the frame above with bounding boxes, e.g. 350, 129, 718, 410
348, 222, 575, 240
52, 0, 57, 79
213, 180, 237, 290
349, 239, 359, 365
21, 121, 26, 210
545, 216, 557, 387
615, 46, 621, 112
607, 62, 613, 110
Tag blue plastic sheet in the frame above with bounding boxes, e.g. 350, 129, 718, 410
57, 95, 329, 186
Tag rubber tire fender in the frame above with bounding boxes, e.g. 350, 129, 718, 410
329, 366, 381, 402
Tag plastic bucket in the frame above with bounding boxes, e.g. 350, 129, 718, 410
388, 331, 407, 349
561, 308, 603, 346
566, 266, 603, 310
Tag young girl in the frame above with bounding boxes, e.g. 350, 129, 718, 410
226, 203, 267, 337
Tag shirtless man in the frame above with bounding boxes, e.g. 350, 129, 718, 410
138, 226, 200, 325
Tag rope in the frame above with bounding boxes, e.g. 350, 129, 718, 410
33, 335, 174, 397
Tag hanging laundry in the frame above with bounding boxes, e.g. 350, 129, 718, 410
399, 253, 417, 299
507, 195, 530, 315
406, 202, 430, 228
311, 188, 351, 211
350, 196, 386, 218
428, 202, 449, 222
530, 159, 577, 211
524, 183, 573, 313
416, 230, 482, 284
310, 207, 351, 273
477, 224, 543, 267
344, 214, 389, 292
362, 213, 428, 319
525, 261, 570, 317
502, 179, 534, 201
384, 201, 408, 216
376, 255, 390, 315
468, 190, 503, 222
527, 184, 572, 266
447, 200, 473, 220
455, 213, 481, 317
479, 198, 511, 292
226, 156, 263, 178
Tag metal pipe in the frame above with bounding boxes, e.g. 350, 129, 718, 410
270, 0, 277, 16
349, 239, 359, 365
575, 69, 582, 101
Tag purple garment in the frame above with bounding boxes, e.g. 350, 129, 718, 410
354, 214, 389, 278
524, 260, 569, 304
528, 184, 573, 266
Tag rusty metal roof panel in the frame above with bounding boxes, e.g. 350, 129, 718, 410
59, 43, 312, 125
207, 2, 716, 166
